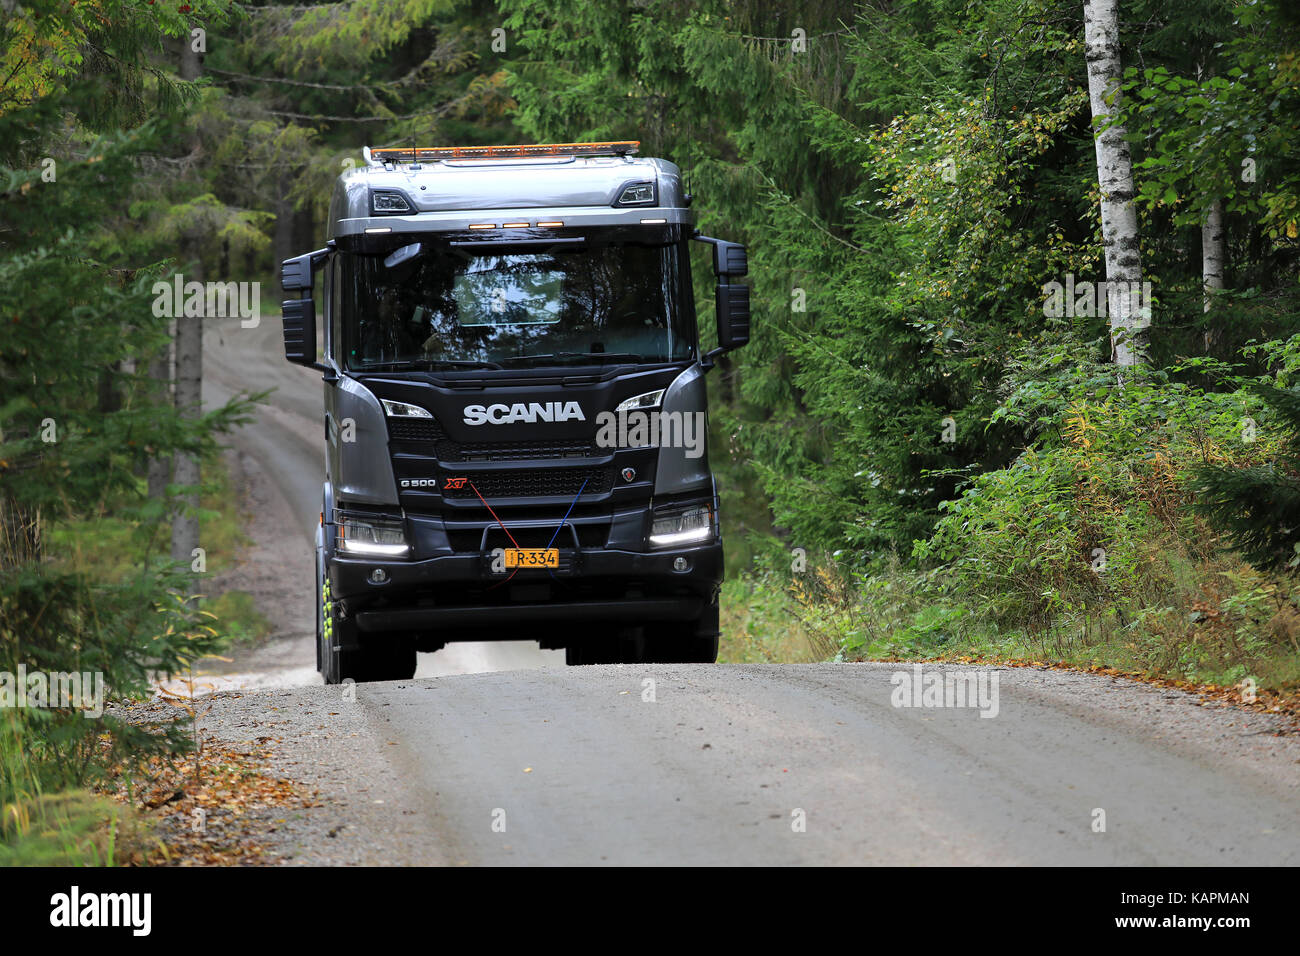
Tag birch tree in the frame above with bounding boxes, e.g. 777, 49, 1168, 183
1083, 0, 1146, 366
1202, 196, 1225, 343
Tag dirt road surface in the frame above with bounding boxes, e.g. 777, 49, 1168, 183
169, 315, 1298, 866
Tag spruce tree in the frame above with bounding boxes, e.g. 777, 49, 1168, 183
1195, 385, 1300, 570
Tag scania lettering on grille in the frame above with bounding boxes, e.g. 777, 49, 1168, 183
462, 402, 585, 426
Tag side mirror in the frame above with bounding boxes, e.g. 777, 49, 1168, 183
692, 235, 751, 361
280, 248, 330, 368
281, 297, 317, 365
711, 240, 747, 278
281, 250, 320, 293
715, 281, 750, 350
692, 234, 748, 277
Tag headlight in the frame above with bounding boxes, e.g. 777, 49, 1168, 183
615, 389, 664, 413
337, 512, 409, 557
649, 504, 714, 548
381, 399, 432, 419
615, 182, 657, 206
370, 189, 414, 215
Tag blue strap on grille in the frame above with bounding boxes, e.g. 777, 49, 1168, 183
546, 476, 590, 550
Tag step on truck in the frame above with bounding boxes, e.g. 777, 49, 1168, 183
281, 141, 750, 682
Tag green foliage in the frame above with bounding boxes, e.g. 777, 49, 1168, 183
0, 787, 147, 866
0, 0, 260, 862
1195, 384, 1300, 570
917, 364, 1269, 626
203, 590, 272, 646
0, 563, 225, 806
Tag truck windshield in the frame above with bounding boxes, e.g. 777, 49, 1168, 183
339, 239, 694, 371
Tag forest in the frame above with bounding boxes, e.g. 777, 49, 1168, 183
2, 0, 1299, 856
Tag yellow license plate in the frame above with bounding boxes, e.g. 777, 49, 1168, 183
503, 548, 559, 569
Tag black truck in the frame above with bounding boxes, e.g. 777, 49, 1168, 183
280, 141, 750, 682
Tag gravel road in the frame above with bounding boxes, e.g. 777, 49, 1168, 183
192, 662, 1298, 865
177, 314, 1298, 866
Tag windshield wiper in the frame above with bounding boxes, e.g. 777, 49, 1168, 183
355, 358, 503, 371
498, 352, 645, 366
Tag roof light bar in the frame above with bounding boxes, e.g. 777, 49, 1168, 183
369, 141, 640, 163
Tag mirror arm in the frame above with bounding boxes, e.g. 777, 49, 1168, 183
700, 346, 727, 370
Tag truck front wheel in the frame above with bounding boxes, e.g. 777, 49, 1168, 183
319, 562, 417, 683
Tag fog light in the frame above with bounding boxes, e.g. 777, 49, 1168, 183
672, 556, 689, 572
369, 568, 389, 585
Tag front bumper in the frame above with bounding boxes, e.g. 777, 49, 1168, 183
328, 541, 723, 641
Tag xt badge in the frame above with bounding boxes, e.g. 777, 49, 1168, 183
444, 476, 468, 490
621, 467, 636, 483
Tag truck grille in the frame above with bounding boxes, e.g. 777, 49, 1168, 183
439, 438, 597, 462
442, 466, 614, 499
388, 417, 597, 462
387, 417, 444, 442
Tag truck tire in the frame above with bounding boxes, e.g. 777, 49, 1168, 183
645, 630, 718, 663
348, 641, 418, 683
645, 612, 719, 663
565, 626, 646, 665
318, 557, 417, 683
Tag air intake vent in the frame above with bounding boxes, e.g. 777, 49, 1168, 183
387, 417, 445, 442
440, 438, 596, 462
443, 467, 614, 499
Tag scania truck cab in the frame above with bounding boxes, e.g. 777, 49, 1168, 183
281, 141, 750, 683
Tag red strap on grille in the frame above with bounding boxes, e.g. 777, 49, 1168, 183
468, 481, 520, 549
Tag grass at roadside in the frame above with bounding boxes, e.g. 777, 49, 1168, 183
2, 452, 267, 866
46, 450, 249, 582
202, 590, 272, 646
719, 547, 1300, 713
0, 790, 155, 866
45, 452, 271, 646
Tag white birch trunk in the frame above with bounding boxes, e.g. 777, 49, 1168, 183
1083, 0, 1146, 366
1202, 196, 1225, 346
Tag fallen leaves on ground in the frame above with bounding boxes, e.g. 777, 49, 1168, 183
97, 724, 319, 866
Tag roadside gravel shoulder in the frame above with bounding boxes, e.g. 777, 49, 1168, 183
188, 686, 448, 865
